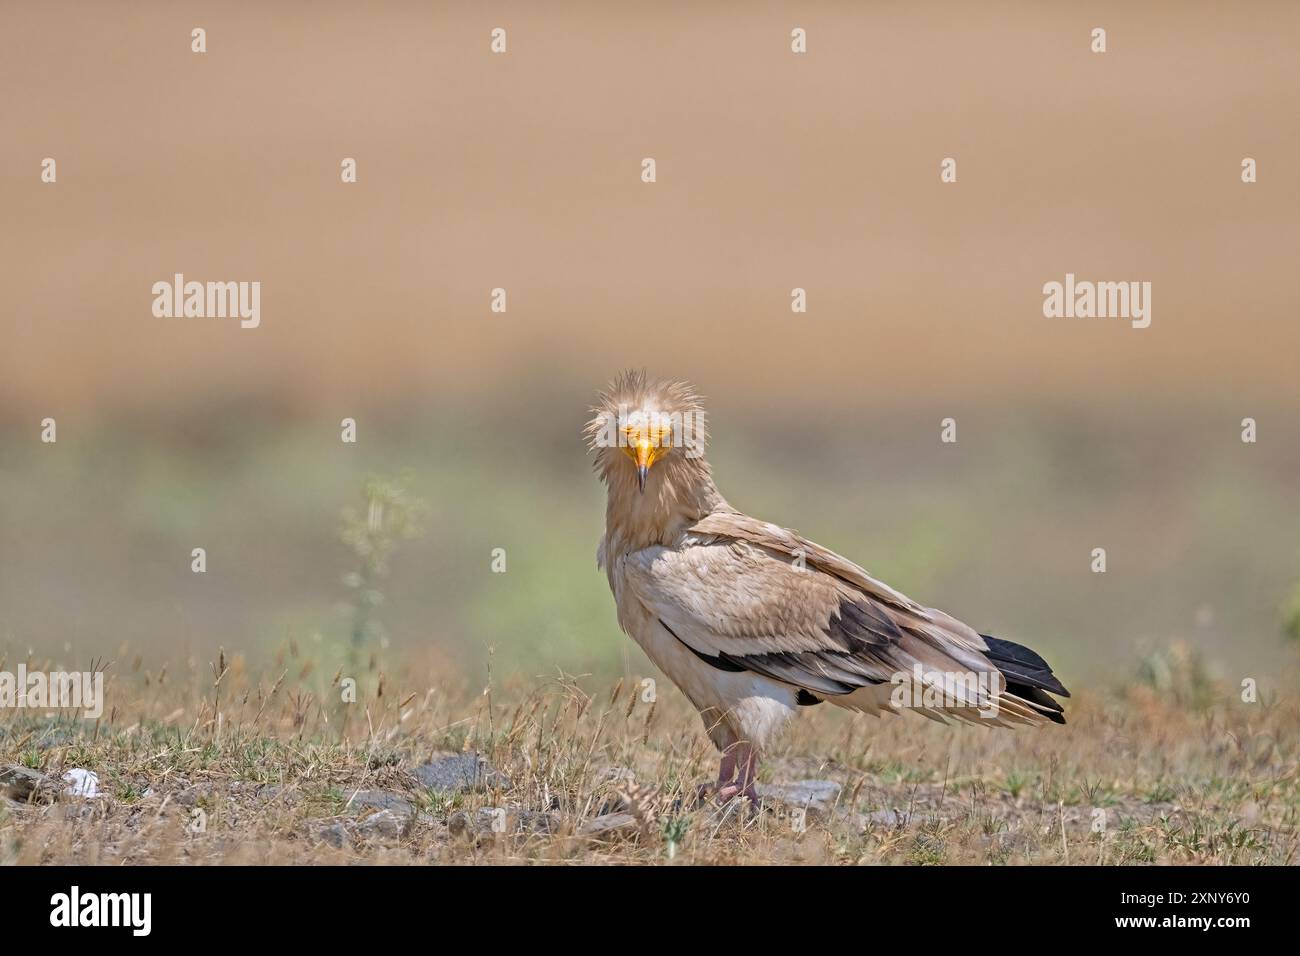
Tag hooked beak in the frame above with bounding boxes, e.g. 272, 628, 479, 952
635, 441, 652, 493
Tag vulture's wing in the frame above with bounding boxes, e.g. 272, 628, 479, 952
622, 510, 1068, 725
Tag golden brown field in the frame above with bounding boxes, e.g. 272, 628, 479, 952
2, 643, 1295, 865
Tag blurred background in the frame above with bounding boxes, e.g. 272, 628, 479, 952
1, 1, 1297, 690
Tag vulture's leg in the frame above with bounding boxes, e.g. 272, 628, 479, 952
715, 741, 759, 804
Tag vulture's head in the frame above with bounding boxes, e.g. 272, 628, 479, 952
585, 369, 709, 494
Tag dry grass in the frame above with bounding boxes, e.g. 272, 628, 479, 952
1, 644, 1296, 866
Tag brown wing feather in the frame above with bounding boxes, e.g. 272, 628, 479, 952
623, 512, 1063, 723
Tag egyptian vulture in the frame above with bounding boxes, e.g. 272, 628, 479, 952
588, 370, 1069, 803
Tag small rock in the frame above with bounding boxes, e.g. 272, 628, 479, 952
518, 810, 561, 834
174, 783, 216, 807
756, 779, 842, 811
60, 801, 101, 822
347, 790, 414, 818
0, 766, 51, 802
444, 807, 562, 838
484, 808, 560, 835
411, 753, 507, 793
356, 808, 411, 840
863, 808, 916, 827
314, 821, 351, 848
579, 811, 641, 839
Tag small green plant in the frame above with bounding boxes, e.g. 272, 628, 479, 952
1133, 640, 1217, 709
315, 785, 350, 815
339, 472, 429, 653
1077, 777, 1119, 807
662, 815, 688, 860
907, 831, 946, 865
65, 746, 96, 768
1144, 781, 1179, 805
417, 789, 462, 816
116, 782, 143, 803
1282, 582, 1300, 643
1002, 770, 1029, 799
864, 758, 911, 784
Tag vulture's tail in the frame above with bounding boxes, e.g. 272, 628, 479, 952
979, 634, 1070, 725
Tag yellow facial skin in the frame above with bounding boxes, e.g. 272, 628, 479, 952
621, 421, 672, 491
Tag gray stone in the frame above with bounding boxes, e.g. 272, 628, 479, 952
411, 753, 506, 793
0, 766, 51, 802
446, 810, 475, 838
446, 807, 561, 837
60, 802, 101, 822
356, 808, 411, 840
174, 783, 217, 807
315, 821, 351, 848
859, 807, 937, 828
579, 811, 640, 839
489, 808, 560, 834
864, 808, 914, 827
446, 809, 502, 838
518, 810, 561, 834
756, 779, 842, 810
347, 790, 413, 817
